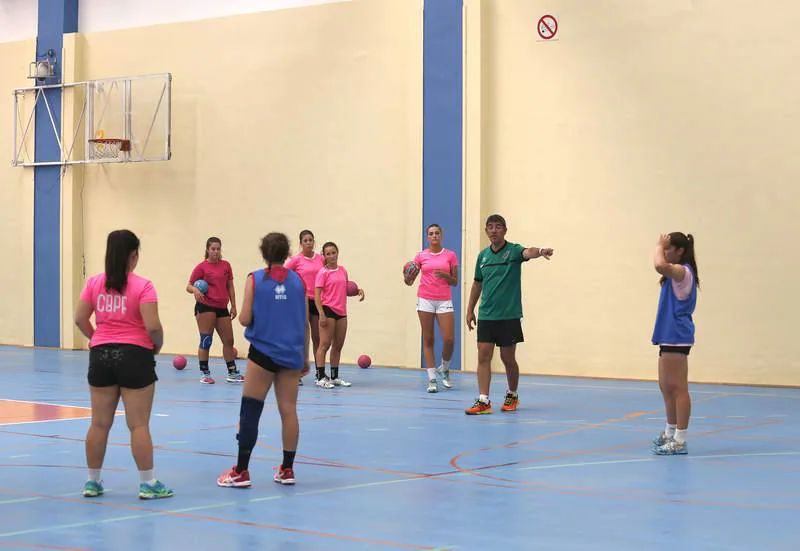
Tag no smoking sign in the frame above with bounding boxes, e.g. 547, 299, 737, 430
537, 14, 558, 41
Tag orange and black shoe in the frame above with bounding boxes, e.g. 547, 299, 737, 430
465, 398, 493, 415
500, 392, 519, 412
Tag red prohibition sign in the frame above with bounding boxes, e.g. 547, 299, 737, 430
537, 14, 558, 40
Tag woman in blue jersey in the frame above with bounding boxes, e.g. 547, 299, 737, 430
651, 232, 699, 456
217, 232, 309, 487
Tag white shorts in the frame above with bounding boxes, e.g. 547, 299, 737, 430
416, 298, 454, 314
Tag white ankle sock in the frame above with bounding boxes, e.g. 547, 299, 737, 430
441, 359, 451, 371
674, 429, 687, 444
88, 469, 101, 482
479, 394, 490, 403
139, 470, 155, 484
427, 368, 437, 379
665, 423, 677, 437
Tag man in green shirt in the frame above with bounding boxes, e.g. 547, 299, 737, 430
465, 214, 554, 415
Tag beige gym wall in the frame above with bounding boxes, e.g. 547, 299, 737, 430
463, 0, 800, 386
69, 0, 422, 368
0, 39, 36, 347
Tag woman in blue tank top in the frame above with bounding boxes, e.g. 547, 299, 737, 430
217, 232, 309, 487
651, 232, 699, 456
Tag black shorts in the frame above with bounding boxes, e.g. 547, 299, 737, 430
247, 344, 294, 374
659, 345, 692, 356
322, 305, 345, 321
88, 344, 158, 389
194, 303, 230, 317
308, 298, 319, 317
477, 319, 524, 347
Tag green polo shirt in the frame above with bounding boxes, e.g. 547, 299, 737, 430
474, 241, 529, 320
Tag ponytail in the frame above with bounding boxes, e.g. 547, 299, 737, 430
660, 232, 700, 288
259, 233, 290, 280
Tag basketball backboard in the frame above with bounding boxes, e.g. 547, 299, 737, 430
12, 72, 171, 167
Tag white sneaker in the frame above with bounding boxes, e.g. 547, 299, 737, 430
332, 378, 352, 387
315, 377, 334, 389
437, 366, 452, 389
426, 379, 438, 393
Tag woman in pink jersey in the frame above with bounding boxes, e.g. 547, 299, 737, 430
313, 242, 365, 389
74, 229, 173, 500
285, 229, 325, 386
405, 224, 459, 392
186, 237, 241, 385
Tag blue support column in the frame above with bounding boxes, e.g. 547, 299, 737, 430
422, 0, 463, 369
34, 0, 79, 347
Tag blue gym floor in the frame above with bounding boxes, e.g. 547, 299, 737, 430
0, 345, 798, 550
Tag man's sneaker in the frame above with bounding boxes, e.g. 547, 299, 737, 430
138, 480, 174, 500
436, 366, 453, 389
500, 392, 519, 412
332, 378, 352, 387
652, 432, 672, 447
200, 372, 215, 384
653, 440, 688, 456
426, 379, 438, 393
217, 466, 252, 488
226, 370, 244, 383
274, 466, 296, 485
465, 399, 493, 415
315, 377, 334, 389
82, 480, 104, 498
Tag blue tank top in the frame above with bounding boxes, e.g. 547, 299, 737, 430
244, 268, 306, 369
651, 265, 697, 345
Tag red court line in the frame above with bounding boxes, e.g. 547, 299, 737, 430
449, 417, 786, 479
0, 464, 127, 472
1, 491, 442, 550
448, 393, 732, 482
2, 395, 792, 508
0, 544, 90, 551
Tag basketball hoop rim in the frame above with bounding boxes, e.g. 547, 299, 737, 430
88, 137, 131, 152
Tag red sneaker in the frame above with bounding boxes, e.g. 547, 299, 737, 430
501, 392, 519, 412
273, 466, 296, 485
217, 466, 251, 488
465, 399, 493, 415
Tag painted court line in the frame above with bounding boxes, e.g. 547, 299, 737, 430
0, 418, 92, 428
517, 451, 800, 471
251, 476, 425, 502
1, 399, 91, 410
527, 381, 800, 399
0, 489, 115, 507
0, 476, 427, 538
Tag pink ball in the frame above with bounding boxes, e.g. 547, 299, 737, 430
173, 356, 187, 370
358, 354, 371, 369
346, 281, 359, 297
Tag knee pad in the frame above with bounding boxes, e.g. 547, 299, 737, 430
236, 397, 265, 450
199, 333, 213, 350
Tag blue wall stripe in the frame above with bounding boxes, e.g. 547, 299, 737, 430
34, 0, 78, 347
422, 0, 463, 370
